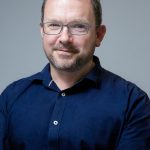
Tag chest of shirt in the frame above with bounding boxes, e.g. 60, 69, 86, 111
7, 86, 125, 149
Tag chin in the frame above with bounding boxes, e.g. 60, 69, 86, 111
52, 60, 81, 72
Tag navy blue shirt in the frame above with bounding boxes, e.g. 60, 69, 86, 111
1, 56, 150, 150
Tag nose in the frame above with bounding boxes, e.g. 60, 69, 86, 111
59, 26, 73, 43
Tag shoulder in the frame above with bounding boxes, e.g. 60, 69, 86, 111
0, 72, 43, 114
102, 68, 145, 93
1, 63, 50, 98
100, 68, 150, 110
1, 72, 42, 102
99, 68, 149, 104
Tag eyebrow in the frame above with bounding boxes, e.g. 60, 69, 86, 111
43, 18, 89, 24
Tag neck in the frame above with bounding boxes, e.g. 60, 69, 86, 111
50, 61, 95, 90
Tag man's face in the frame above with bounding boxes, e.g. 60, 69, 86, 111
41, 0, 105, 72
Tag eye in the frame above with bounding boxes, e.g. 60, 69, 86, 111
72, 24, 85, 29
70, 23, 88, 32
46, 23, 61, 30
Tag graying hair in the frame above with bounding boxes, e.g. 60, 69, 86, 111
41, 0, 102, 26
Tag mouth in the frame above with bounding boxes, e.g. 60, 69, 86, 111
53, 45, 78, 57
54, 44, 78, 52
56, 49, 75, 56
55, 46, 78, 54
54, 48, 79, 59
58, 49, 75, 53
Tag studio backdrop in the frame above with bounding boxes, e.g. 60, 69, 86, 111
0, 0, 150, 97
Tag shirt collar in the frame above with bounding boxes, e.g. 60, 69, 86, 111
83, 56, 102, 87
29, 55, 102, 88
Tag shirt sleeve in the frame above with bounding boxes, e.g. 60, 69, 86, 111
0, 80, 31, 150
0, 95, 7, 150
116, 86, 150, 150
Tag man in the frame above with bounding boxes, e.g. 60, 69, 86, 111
0, 0, 150, 149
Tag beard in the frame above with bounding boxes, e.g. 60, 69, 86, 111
49, 54, 91, 72
44, 43, 95, 72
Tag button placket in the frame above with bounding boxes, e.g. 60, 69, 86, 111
48, 92, 67, 142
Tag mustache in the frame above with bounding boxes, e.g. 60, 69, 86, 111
53, 44, 78, 52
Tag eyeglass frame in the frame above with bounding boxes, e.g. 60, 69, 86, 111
40, 21, 92, 36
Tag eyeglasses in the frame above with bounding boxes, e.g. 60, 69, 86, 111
41, 21, 91, 35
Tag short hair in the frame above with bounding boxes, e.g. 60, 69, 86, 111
41, 0, 102, 26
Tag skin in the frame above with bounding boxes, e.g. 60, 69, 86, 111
41, 0, 106, 90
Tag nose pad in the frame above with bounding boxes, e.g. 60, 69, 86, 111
59, 27, 73, 43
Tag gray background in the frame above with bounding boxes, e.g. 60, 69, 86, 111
0, 0, 150, 97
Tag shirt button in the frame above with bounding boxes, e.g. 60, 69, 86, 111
61, 92, 66, 97
53, 120, 59, 126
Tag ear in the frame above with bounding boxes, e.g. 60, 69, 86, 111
95, 25, 106, 47
40, 23, 44, 38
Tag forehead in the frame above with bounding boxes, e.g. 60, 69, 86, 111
44, 0, 95, 23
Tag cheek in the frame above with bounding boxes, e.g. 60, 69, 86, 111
75, 35, 96, 52
43, 36, 58, 49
